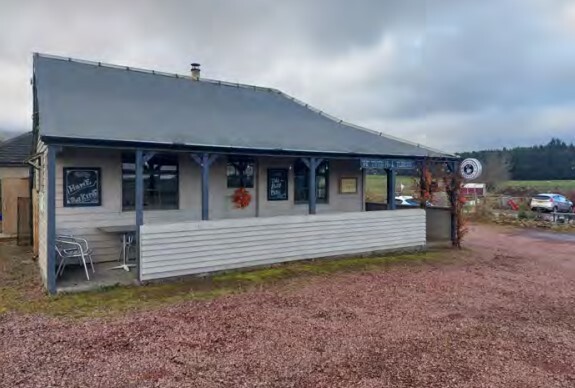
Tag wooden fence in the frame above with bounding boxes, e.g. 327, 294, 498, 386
139, 209, 426, 281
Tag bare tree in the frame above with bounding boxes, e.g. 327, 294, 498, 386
476, 153, 511, 191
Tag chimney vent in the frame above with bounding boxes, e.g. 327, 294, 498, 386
190, 63, 201, 80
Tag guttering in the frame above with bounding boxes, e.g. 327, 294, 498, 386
40, 135, 460, 162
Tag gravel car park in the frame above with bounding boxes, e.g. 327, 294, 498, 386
1, 225, 575, 387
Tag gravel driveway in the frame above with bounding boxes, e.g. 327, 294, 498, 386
1, 224, 574, 387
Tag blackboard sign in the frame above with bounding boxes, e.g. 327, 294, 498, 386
267, 168, 288, 201
63, 168, 102, 207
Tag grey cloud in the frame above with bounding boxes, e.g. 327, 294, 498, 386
0, 0, 574, 151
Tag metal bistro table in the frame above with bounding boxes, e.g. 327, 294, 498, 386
98, 225, 137, 272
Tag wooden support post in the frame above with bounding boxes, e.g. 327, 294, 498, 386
386, 168, 396, 210
448, 161, 459, 246
255, 158, 260, 217
46, 145, 57, 294
191, 153, 218, 220
361, 167, 366, 212
134, 150, 155, 281
302, 157, 323, 215
135, 150, 144, 281
135, 150, 144, 229
308, 158, 317, 215
450, 189, 458, 244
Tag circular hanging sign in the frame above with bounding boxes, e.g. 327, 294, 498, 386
459, 158, 482, 180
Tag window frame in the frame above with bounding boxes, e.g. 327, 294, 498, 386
121, 153, 180, 211
226, 157, 255, 189
294, 160, 329, 204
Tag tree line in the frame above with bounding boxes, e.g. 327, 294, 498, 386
458, 138, 575, 181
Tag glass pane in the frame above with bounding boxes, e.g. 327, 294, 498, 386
294, 175, 308, 202
227, 158, 254, 188
122, 153, 179, 210
317, 176, 327, 200
317, 161, 329, 202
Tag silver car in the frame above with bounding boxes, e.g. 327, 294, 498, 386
530, 193, 573, 213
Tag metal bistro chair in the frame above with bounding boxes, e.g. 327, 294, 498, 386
119, 232, 137, 263
56, 235, 95, 281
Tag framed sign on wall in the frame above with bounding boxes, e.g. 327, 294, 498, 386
267, 168, 288, 201
63, 167, 102, 207
339, 177, 358, 194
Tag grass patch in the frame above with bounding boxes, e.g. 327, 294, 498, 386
366, 175, 416, 203
0, 241, 445, 319
211, 251, 444, 285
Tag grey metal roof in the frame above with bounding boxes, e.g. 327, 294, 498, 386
33, 54, 451, 158
0, 131, 34, 167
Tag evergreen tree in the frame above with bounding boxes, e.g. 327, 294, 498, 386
458, 138, 575, 180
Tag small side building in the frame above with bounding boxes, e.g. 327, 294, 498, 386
462, 183, 487, 198
0, 132, 33, 238
31, 53, 458, 293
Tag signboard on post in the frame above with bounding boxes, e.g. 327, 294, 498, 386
459, 158, 483, 180
63, 168, 101, 207
360, 159, 416, 170
267, 168, 288, 201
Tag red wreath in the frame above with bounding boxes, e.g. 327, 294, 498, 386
232, 187, 252, 209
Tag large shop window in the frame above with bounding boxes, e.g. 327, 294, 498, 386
227, 158, 254, 188
294, 160, 329, 203
122, 153, 179, 210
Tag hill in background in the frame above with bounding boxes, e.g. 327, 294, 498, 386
458, 138, 575, 181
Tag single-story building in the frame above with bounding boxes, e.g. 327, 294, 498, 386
0, 131, 33, 239
32, 53, 458, 293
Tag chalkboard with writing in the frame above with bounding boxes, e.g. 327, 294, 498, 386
63, 168, 102, 207
267, 168, 288, 201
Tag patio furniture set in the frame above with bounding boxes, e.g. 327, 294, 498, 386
55, 225, 136, 280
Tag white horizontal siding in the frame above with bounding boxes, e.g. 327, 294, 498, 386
38, 192, 48, 281
37, 142, 48, 284
140, 209, 426, 281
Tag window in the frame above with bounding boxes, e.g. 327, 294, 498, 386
227, 158, 254, 188
122, 153, 179, 210
294, 160, 329, 203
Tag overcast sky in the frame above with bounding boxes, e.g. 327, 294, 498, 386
1, 0, 574, 152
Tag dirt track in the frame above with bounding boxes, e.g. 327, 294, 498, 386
1, 224, 574, 387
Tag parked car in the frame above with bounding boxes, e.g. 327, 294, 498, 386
530, 193, 573, 213
395, 196, 419, 207
394, 196, 433, 207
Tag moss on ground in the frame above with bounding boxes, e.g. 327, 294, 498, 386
0, 241, 446, 318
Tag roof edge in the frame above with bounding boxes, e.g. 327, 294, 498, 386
40, 135, 460, 161
0, 162, 30, 167
0, 131, 33, 145
274, 90, 454, 158
33, 52, 279, 93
